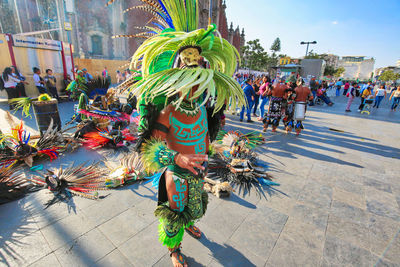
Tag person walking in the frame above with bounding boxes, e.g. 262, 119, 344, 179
11, 66, 28, 97
240, 79, 255, 122
345, 83, 356, 112
389, 86, 400, 111
33, 67, 47, 94
258, 77, 270, 120
373, 85, 387, 108
252, 77, 261, 117
343, 81, 350, 96
335, 79, 343, 96
44, 69, 60, 100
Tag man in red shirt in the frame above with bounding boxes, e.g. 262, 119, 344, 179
263, 78, 288, 132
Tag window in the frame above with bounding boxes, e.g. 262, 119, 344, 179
91, 35, 103, 55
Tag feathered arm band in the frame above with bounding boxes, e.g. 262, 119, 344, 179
141, 138, 177, 173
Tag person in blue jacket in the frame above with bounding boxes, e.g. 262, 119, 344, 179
240, 78, 256, 122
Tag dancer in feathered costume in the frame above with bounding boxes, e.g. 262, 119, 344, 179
108, 1, 245, 265
0, 112, 66, 168
29, 162, 109, 208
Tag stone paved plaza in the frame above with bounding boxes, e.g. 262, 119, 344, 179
0, 96, 399, 267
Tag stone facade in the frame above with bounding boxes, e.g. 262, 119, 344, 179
337, 56, 375, 80
320, 54, 339, 68
0, 0, 244, 61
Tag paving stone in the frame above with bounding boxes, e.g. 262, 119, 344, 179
323, 235, 375, 266
40, 211, 96, 250
118, 221, 166, 266
364, 177, 392, 193
211, 239, 265, 267
0, 230, 52, 267
330, 200, 369, 226
266, 218, 324, 266
261, 193, 295, 215
96, 249, 133, 267
367, 200, 400, 222
379, 230, 400, 264
230, 206, 287, 258
373, 257, 400, 267
335, 178, 365, 195
326, 215, 370, 251
332, 187, 366, 210
297, 179, 333, 209
365, 187, 399, 209
30, 253, 61, 267
98, 206, 154, 247
290, 203, 329, 230
54, 228, 115, 266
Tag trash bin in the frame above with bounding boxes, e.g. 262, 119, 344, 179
32, 99, 62, 135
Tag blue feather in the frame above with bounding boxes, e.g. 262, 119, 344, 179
31, 165, 44, 171
157, 0, 174, 28
144, 172, 162, 189
152, 22, 166, 31
257, 177, 280, 186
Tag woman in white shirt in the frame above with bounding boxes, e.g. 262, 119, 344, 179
373, 85, 387, 108
2, 67, 22, 109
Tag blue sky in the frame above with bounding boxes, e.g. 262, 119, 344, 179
225, 0, 400, 68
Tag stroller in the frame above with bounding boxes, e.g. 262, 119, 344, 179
361, 97, 374, 115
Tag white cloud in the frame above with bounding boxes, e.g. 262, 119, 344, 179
332, 21, 338, 25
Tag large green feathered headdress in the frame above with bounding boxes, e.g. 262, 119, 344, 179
108, 0, 245, 114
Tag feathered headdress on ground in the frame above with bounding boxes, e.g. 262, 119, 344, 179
0, 166, 37, 205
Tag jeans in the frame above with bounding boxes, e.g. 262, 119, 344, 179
36, 86, 48, 94
336, 86, 341, 96
240, 98, 254, 121
309, 91, 316, 105
259, 97, 269, 117
318, 94, 332, 105
358, 97, 365, 110
253, 95, 259, 115
391, 97, 400, 110
373, 95, 384, 108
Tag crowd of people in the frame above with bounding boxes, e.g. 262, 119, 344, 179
234, 74, 400, 134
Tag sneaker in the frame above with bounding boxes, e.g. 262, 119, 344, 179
247, 120, 254, 123
240, 119, 243, 122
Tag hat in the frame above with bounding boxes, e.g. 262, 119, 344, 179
82, 68, 87, 71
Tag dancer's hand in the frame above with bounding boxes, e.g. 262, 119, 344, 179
175, 154, 208, 175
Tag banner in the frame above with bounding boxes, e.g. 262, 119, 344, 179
12, 36, 62, 51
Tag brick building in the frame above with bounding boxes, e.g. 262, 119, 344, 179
0, 0, 245, 60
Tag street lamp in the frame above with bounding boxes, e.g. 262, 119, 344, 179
300, 41, 317, 57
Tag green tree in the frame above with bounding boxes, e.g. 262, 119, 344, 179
379, 70, 400, 81
333, 67, 345, 78
324, 65, 336, 76
241, 39, 269, 71
270, 38, 281, 53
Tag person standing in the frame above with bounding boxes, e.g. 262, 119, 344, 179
263, 78, 288, 132
389, 86, 400, 111
345, 83, 356, 112
335, 79, 343, 96
240, 79, 255, 122
373, 85, 387, 108
116, 70, 124, 83
44, 69, 60, 100
343, 81, 350, 96
309, 77, 318, 105
258, 77, 270, 120
33, 67, 47, 94
252, 78, 261, 117
11, 66, 28, 97
294, 80, 314, 134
